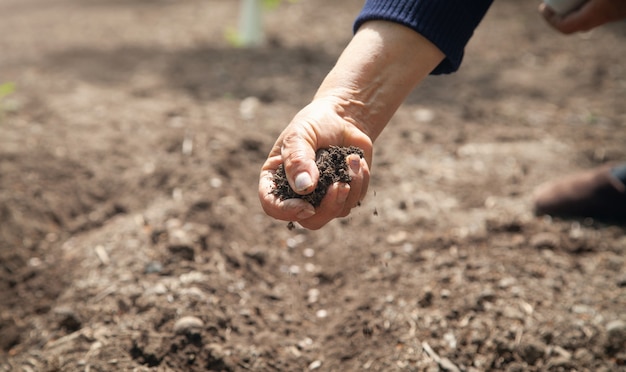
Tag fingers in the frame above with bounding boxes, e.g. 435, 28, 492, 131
297, 183, 350, 230
298, 154, 369, 229
259, 152, 370, 230
539, 0, 609, 34
257, 121, 321, 223
539, 2, 558, 22
339, 154, 369, 217
540, 9, 579, 34
539, 3, 576, 34
257, 99, 374, 229
259, 165, 316, 221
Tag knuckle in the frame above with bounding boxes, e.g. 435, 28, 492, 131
284, 150, 309, 169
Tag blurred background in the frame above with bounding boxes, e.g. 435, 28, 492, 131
1, 0, 625, 371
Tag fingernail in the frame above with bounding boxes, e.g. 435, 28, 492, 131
296, 205, 316, 219
295, 172, 313, 192
349, 157, 360, 174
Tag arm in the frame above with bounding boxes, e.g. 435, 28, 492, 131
540, 0, 626, 34
258, 21, 444, 229
259, 0, 493, 230
316, 21, 445, 143
258, 21, 445, 229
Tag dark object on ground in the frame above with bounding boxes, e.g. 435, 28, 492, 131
272, 146, 364, 207
533, 164, 626, 222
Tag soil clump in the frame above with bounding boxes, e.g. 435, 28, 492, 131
272, 145, 364, 207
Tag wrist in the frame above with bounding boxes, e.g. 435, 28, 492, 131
310, 90, 374, 142
314, 21, 444, 141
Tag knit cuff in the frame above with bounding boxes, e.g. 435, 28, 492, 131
354, 0, 493, 75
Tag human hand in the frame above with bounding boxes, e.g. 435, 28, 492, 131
258, 96, 372, 230
540, 0, 626, 34
258, 21, 444, 230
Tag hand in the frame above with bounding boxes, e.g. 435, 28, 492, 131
540, 0, 626, 34
258, 21, 444, 230
258, 96, 372, 230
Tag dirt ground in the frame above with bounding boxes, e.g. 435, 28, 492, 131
1, 0, 625, 371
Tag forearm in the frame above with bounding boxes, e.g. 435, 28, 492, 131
313, 21, 445, 142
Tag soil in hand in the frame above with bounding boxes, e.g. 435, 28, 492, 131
272, 145, 364, 207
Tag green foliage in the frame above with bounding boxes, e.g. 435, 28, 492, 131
262, 0, 281, 9
225, 27, 244, 47
262, 0, 298, 10
229, 0, 299, 47
0, 82, 16, 122
585, 112, 599, 125
0, 82, 15, 100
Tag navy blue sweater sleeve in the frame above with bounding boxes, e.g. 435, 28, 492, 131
354, 0, 493, 75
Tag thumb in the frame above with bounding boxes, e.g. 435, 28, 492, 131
281, 132, 320, 195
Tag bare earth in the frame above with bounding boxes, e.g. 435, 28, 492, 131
1, 0, 625, 371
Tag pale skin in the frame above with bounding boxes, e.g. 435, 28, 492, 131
259, 0, 626, 230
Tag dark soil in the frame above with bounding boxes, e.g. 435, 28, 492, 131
1, 0, 625, 371
272, 146, 364, 207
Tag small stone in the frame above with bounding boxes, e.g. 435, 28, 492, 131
315, 309, 328, 318
616, 275, 626, 288
180, 287, 206, 299
606, 320, 626, 350
443, 331, 457, 349
502, 305, 524, 321
288, 346, 301, 357
517, 340, 545, 365
147, 283, 168, 295
546, 356, 574, 370
308, 360, 322, 370
206, 343, 227, 359
303, 248, 315, 258
530, 232, 560, 249
210, 177, 222, 188
144, 261, 163, 274
297, 337, 313, 349
286, 235, 306, 249
307, 288, 320, 304
386, 230, 408, 245
54, 307, 82, 333
418, 289, 434, 308
477, 290, 496, 303
402, 243, 415, 254
413, 107, 435, 123
498, 277, 517, 289
438, 357, 461, 372
179, 271, 208, 284
506, 362, 526, 372
573, 348, 594, 364
239, 96, 260, 120
551, 345, 572, 360
173, 316, 204, 335
571, 304, 595, 315
168, 244, 195, 261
